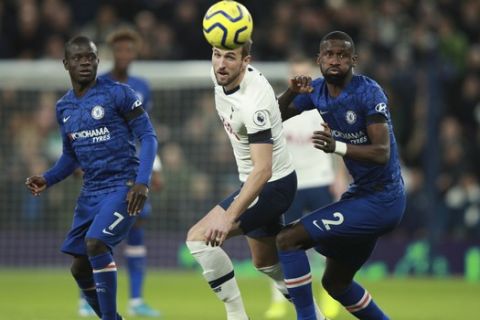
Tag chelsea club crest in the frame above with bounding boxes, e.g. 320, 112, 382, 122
91, 105, 105, 120
345, 110, 357, 124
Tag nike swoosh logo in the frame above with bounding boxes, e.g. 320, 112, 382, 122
312, 220, 324, 230
319, 111, 328, 115
63, 116, 71, 123
102, 228, 114, 236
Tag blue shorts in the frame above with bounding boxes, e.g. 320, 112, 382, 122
284, 185, 333, 224
61, 187, 137, 256
219, 171, 297, 238
301, 189, 406, 269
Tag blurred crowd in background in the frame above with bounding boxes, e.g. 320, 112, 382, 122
0, 0, 479, 243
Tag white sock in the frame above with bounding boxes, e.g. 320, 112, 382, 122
270, 281, 286, 303
257, 263, 290, 298
186, 241, 248, 320
258, 263, 326, 320
129, 298, 143, 307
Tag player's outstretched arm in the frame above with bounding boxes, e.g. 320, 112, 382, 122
25, 175, 47, 196
278, 76, 313, 121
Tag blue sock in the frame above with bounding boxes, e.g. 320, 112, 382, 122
278, 250, 316, 320
332, 281, 389, 320
89, 252, 118, 320
125, 227, 146, 300
76, 276, 102, 317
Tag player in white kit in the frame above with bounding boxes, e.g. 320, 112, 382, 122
186, 41, 326, 320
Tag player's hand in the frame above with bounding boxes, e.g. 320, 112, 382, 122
25, 175, 47, 196
288, 75, 314, 94
204, 211, 236, 247
312, 123, 336, 153
126, 183, 149, 216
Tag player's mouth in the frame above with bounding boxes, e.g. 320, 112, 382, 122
216, 70, 229, 78
79, 70, 92, 76
327, 67, 341, 74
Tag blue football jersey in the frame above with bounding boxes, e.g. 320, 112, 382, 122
100, 73, 152, 113
55, 77, 144, 194
293, 75, 404, 194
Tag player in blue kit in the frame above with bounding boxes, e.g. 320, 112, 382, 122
73, 27, 161, 318
25, 35, 158, 320
276, 31, 406, 320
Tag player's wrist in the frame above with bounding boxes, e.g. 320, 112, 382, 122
334, 141, 347, 156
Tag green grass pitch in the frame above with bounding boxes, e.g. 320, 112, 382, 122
0, 269, 478, 319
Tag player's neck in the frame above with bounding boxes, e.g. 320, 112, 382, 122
72, 79, 96, 98
326, 73, 353, 98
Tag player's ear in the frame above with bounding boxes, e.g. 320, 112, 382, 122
243, 54, 251, 67
352, 54, 358, 67
315, 53, 321, 65
63, 58, 68, 70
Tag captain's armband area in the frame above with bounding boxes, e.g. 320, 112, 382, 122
248, 129, 273, 144
123, 106, 145, 121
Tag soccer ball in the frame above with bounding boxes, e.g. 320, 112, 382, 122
202, 0, 253, 50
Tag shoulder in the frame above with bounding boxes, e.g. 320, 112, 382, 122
56, 90, 72, 108
243, 65, 275, 98
354, 75, 384, 91
311, 77, 325, 88
99, 77, 133, 95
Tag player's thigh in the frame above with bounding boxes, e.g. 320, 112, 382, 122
301, 194, 403, 267
301, 194, 403, 242
61, 194, 100, 256
246, 235, 278, 268
241, 172, 297, 237
86, 187, 136, 250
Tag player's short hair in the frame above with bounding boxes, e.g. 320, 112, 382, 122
241, 39, 253, 58
64, 35, 96, 58
320, 31, 355, 53
106, 27, 142, 48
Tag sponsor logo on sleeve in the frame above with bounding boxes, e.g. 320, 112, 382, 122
131, 99, 142, 109
375, 102, 388, 116
253, 110, 268, 126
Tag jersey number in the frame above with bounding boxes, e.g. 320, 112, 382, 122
107, 212, 124, 231
321, 212, 344, 230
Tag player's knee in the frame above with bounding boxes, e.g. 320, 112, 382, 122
275, 227, 298, 251
186, 224, 202, 242
85, 238, 109, 257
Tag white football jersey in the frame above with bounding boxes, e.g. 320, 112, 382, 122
283, 110, 334, 189
211, 65, 294, 182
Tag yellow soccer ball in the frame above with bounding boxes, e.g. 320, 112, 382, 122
202, 1, 253, 50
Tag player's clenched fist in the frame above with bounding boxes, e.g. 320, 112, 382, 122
289, 75, 314, 94
25, 175, 47, 196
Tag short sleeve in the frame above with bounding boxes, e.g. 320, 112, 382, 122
293, 93, 315, 112
114, 84, 143, 115
243, 91, 274, 134
364, 82, 390, 123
